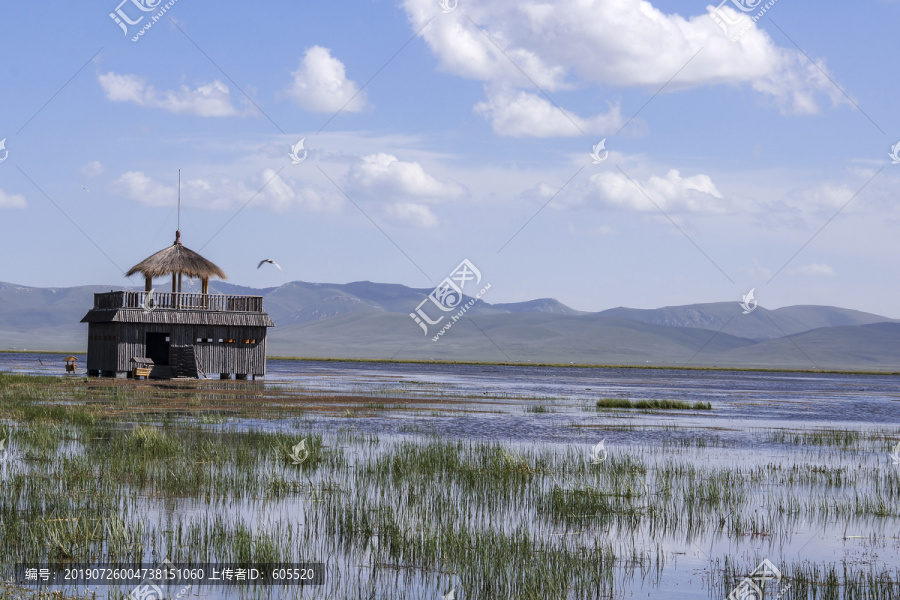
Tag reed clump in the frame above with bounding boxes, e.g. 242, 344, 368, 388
595, 398, 712, 410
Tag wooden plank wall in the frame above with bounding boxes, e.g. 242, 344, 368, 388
87, 323, 269, 376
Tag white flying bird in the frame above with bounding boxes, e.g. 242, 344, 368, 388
257, 259, 282, 270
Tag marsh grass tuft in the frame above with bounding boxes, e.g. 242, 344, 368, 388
596, 398, 711, 410
122, 425, 179, 457
769, 428, 860, 447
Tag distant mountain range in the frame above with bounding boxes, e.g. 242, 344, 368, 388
1, 280, 898, 371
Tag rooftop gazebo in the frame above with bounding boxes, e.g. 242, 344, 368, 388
127, 229, 226, 296
81, 230, 275, 380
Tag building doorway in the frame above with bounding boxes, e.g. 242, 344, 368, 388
146, 332, 170, 365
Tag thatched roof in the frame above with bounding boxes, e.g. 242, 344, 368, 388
126, 231, 227, 281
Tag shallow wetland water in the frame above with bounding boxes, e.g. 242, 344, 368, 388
0, 355, 898, 599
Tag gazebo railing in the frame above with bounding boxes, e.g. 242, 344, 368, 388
93, 291, 264, 313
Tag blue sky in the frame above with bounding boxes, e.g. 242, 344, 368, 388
1, 0, 899, 316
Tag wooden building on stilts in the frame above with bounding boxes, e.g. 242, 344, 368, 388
81, 230, 274, 379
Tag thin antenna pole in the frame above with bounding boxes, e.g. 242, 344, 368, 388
177, 169, 181, 231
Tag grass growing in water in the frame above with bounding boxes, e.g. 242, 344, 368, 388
596, 398, 712, 410
2, 372, 899, 599
769, 428, 860, 447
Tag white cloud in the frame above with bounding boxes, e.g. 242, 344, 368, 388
402, 0, 849, 135
182, 178, 245, 211
81, 161, 105, 178
403, 0, 566, 90
795, 263, 837, 277
347, 153, 466, 200
259, 169, 295, 211
113, 171, 244, 209
111, 172, 175, 207
786, 182, 858, 216
112, 169, 334, 213
741, 258, 773, 282
98, 72, 240, 117
474, 89, 623, 137
283, 46, 366, 112
581, 169, 726, 213
258, 169, 332, 212
0, 188, 26, 209
384, 202, 440, 228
